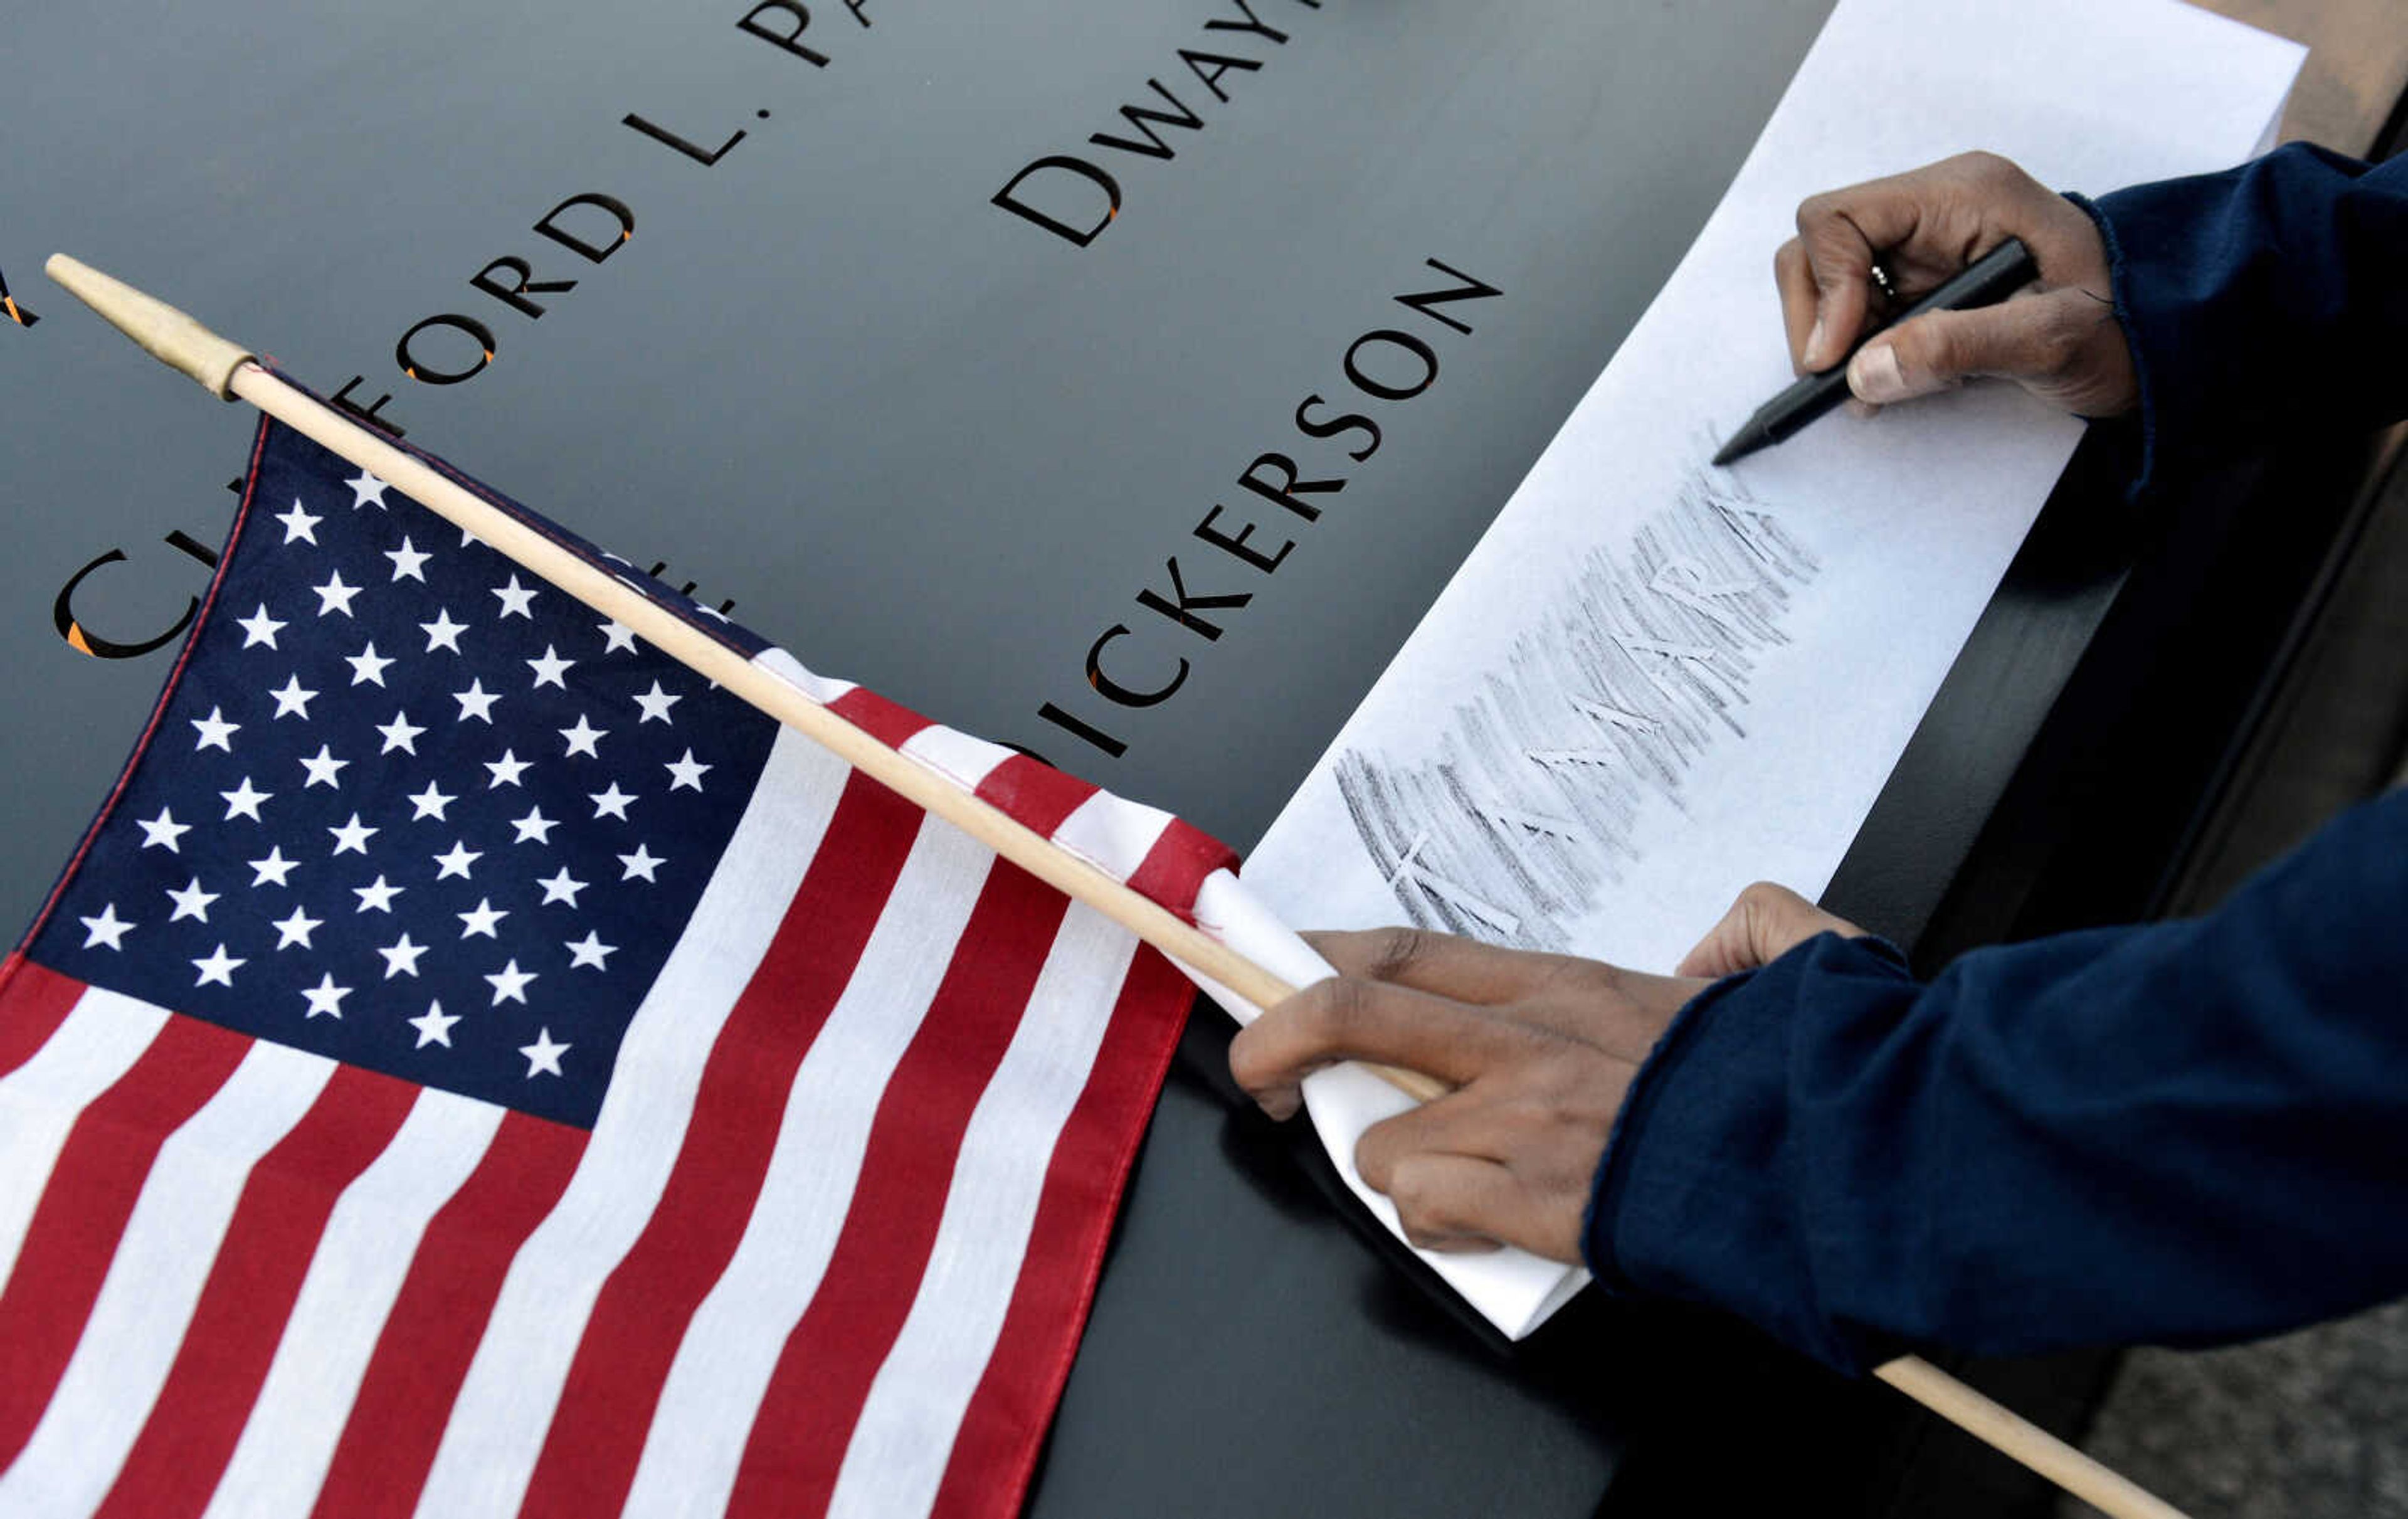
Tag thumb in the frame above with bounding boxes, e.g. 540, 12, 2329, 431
1675, 882, 1864, 980
1846, 290, 2071, 406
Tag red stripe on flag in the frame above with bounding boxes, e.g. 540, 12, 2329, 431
94, 1064, 420, 1519
0, 1014, 252, 1470
829, 687, 935, 750
1124, 818, 1240, 916
927, 947, 1193, 1519
309, 1111, 588, 1519
0, 960, 88, 1079
724, 863, 1074, 1517
518, 774, 924, 1518
973, 754, 1097, 840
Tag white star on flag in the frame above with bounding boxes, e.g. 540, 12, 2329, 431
536, 867, 587, 908
346, 642, 394, 686
457, 899, 508, 939
455, 679, 500, 723
139, 807, 191, 852
353, 876, 403, 914
566, 931, 616, 970
589, 783, 635, 820
346, 470, 389, 509
409, 1001, 460, 1048
618, 844, 664, 883
192, 943, 245, 988
486, 750, 532, 788
299, 745, 347, 789
314, 569, 361, 618
385, 536, 430, 581
493, 575, 538, 618
560, 715, 606, 759
275, 500, 320, 544
78, 904, 133, 951
527, 645, 573, 689
379, 934, 428, 979
408, 782, 456, 822
421, 608, 467, 654
632, 681, 680, 724
236, 604, 285, 648
378, 711, 426, 755
511, 808, 558, 845
519, 1027, 569, 1077
271, 905, 322, 950
486, 960, 537, 1005
432, 842, 482, 881
166, 877, 218, 923
301, 972, 352, 1019
191, 707, 240, 752
665, 749, 710, 791
220, 777, 272, 823
269, 674, 318, 719
327, 814, 378, 855
598, 618, 636, 654
249, 847, 300, 888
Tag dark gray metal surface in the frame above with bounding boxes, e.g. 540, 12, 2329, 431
1, 3, 1846, 1513
3, 0, 1830, 909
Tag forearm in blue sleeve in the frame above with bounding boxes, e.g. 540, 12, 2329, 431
1585, 788, 2408, 1374
2077, 142, 2408, 495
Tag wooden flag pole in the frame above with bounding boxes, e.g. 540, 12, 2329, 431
1874, 1357, 2188, 1518
34, 253, 1371, 1066
46, 254, 2190, 1519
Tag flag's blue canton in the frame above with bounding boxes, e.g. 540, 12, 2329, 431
29, 421, 778, 1128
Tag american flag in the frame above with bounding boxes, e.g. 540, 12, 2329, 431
0, 406, 1232, 1516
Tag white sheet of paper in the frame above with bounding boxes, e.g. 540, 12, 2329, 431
1223, 0, 2305, 1340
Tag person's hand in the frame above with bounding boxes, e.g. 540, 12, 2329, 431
1674, 881, 1866, 979
1228, 928, 1708, 1262
1777, 151, 2138, 417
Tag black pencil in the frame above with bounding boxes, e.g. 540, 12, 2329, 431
1713, 236, 2037, 467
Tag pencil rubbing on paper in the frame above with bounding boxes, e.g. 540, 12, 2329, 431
1335, 467, 1819, 950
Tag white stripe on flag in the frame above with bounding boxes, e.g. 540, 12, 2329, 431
1050, 789, 1177, 882
898, 725, 1015, 792
0, 1038, 337, 1516
199, 1088, 507, 1519
411, 727, 849, 1519
617, 815, 998, 1519
0, 988, 167, 1288
756, 645, 857, 707
826, 904, 1139, 1519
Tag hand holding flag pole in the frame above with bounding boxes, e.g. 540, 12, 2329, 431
43, 253, 2190, 1519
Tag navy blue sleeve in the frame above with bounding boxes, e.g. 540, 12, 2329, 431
1585, 790, 2408, 1374
2076, 142, 2408, 496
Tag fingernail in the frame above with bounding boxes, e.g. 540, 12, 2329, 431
1845, 397, 1879, 420
1849, 342, 1909, 404
1805, 317, 1826, 368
